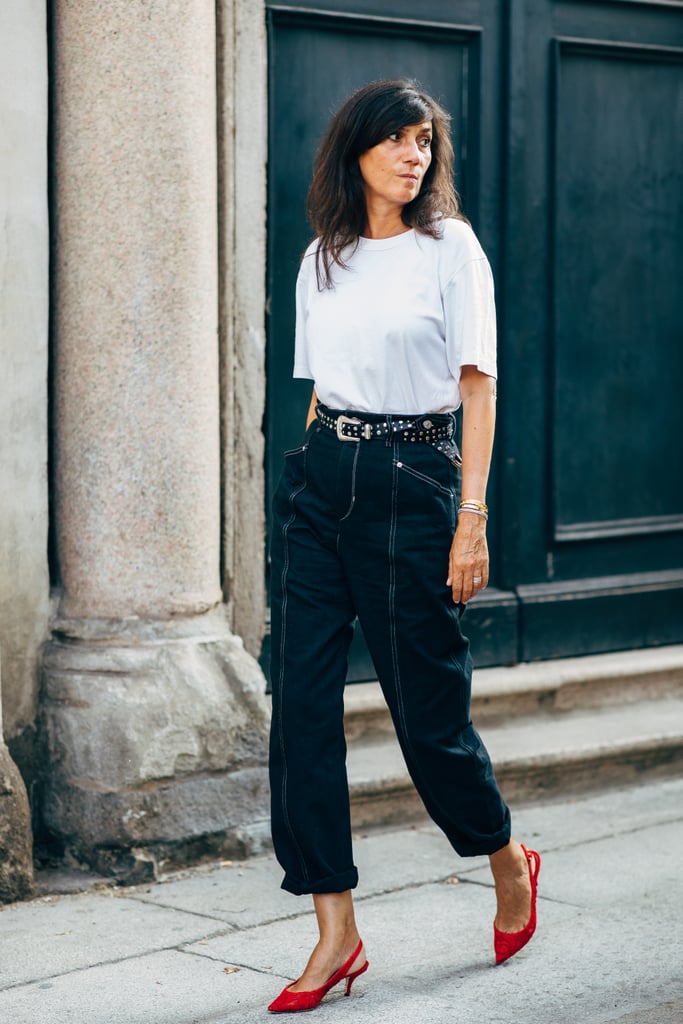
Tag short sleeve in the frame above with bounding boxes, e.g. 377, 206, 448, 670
293, 248, 316, 380
442, 256, 497, 380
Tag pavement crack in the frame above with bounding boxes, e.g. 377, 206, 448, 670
123, 894, 240, 927
0, 942, 223, 994
177, 947, 289, 979
551, 813, 683, 852
457, 876, 583, 908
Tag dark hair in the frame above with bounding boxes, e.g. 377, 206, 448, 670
307, 79, 463, 288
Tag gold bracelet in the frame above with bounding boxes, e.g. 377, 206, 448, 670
459, 499, 489, 514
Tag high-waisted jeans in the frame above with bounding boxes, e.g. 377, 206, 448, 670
269, 418, 511, 895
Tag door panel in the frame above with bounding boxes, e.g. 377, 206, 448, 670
551, 40, 683, 542
502, 0, 683, 658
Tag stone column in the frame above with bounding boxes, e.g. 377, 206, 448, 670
43, 0, 270, 880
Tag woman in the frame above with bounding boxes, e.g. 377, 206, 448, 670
267, 79, 540, 1014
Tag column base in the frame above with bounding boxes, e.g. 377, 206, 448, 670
0, 741, 35, 902
40, 608, 271, 881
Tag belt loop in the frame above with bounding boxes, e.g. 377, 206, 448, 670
384, 414, 393, 447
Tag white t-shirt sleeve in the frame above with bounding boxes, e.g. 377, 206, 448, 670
293, 248, 316, 380
443, 256, 497, 380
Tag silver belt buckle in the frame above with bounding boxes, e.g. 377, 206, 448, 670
336, 414, 362, 441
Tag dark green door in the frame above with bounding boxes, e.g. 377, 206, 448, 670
264, 0, 683, 674
500, 0, 683, 659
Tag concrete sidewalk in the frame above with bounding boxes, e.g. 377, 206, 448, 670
1, 778, 682, 1024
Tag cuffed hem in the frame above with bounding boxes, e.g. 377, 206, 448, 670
281, 866, 359, 896
449, 809, 512, 858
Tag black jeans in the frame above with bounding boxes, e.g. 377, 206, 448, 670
269, 417, 511, 896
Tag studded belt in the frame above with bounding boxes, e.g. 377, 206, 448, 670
315, 404, 456, 443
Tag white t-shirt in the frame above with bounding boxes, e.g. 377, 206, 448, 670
293, 218, 497, 414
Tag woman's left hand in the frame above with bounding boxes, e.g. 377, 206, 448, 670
447, 512, 489, 604
449, 365, 495, 604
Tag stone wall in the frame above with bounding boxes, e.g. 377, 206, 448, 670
217, 0, 268, 656
0, 0, 51, 774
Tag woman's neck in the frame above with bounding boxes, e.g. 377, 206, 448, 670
363, 204, 410, 240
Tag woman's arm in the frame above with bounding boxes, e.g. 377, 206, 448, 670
305, 388, 318, 429
447, 365, 496, 604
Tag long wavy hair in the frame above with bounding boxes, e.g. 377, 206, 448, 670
307, 79, 463, 288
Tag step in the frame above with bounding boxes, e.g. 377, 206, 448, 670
343, 644, 683, 742
344, 646, 683, 831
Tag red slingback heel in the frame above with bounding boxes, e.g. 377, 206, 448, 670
494, 844, 541, 965
268, 939, 369, 1013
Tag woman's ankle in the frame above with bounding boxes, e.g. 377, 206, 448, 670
489, 839, 525, 878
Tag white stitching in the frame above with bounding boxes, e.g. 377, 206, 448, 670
275, 457, 310, 882
393, 458, 455, 497
388, 444, 463, 826
339, 442, 360, 522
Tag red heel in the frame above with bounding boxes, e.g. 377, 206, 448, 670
268, 939, 368, 1013
344, 960, 369, 996
493, 844, 541, 965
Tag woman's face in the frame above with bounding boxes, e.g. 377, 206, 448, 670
357, 121, 433, 211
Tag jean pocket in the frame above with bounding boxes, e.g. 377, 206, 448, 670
283, 443, 308, 458
283, 419, 320, 458
393, 458, 455, 497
